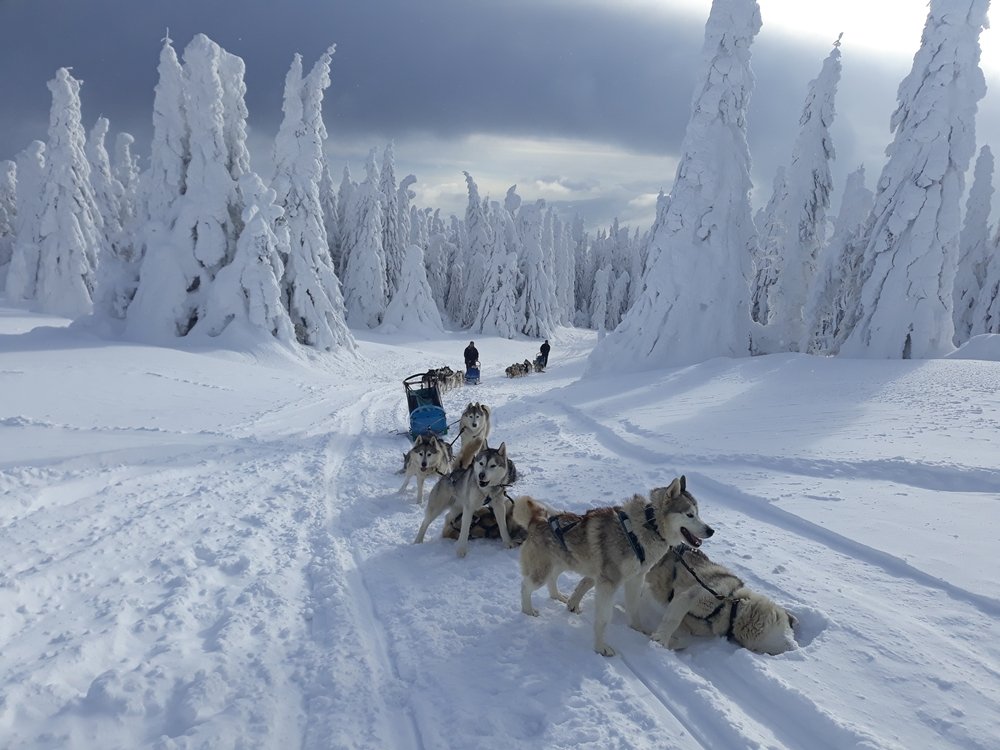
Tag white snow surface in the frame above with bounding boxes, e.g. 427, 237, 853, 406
1, 306, 998, 750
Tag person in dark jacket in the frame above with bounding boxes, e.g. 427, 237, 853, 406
539, 339, 550, 367
464, 341, 479, 371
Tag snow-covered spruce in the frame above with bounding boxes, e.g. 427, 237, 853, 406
589, 0, 762, 372
379, 244, 443, 335
840, 0, 989, 358
0, 160, 16, 285
5, 142, 46, 304
473, 204, 522, 338
953, 145, 994, 345
342, 150, 389, 329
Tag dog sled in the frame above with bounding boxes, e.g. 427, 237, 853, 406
465, 361, 481, 385
404, 372, 448, 439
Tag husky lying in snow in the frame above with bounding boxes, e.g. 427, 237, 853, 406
398, 432, 452, 504
414, 443, 518, 557
514, 476, 714, 656
646, 546, 798, 655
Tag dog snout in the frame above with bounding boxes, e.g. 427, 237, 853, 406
703, 525, 715, 538
478, 472, 485, 482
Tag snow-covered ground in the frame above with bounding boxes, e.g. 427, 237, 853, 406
2, 306, 999, 750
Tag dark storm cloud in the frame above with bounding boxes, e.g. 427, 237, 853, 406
0, 0, 955, 228
0, 0, 704, 159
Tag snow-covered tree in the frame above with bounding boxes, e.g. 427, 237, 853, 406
342, 150, 388, 328
125, 34, 194, 339
88, 118, 140, 321
474, 206, 522, 337
319, 158, 340, 270
764, 39, 842, 350
112, 132, 140, 227
5, 143, 46, 303
802, 165, 874, 354
335, 165, 354, 275
589, 0, 762, 372
380, 244, 444, 334
200, 171, 295, 342
590, 265, 611, 332
840, 0, 989, 358
380, 143, 404, 298
398, 174, 416, 255
459, 171, 490, 327
34, 68, 103, 317
971, 227, 1000, 335
607, 270, 631, 329
953, 144, 994, 344
424, 224, 453, 312
518, 199, 556, 337
751, 169, 786, 326
0, 161, 15, 283
272, 46, 354, 351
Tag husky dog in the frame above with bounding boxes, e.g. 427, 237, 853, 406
414, 443, 518, 556
398, 432, 453, 504
454, 402, 491, 470
646, 547, 798, 655
514, 476, 714, 656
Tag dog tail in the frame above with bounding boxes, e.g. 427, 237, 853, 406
512, 495, 548, 529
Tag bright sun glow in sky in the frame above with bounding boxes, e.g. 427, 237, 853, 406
654, 0, 1000, 72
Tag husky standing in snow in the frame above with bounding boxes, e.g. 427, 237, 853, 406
398, 432, 453, 505
414, 443, 518, 557
514, 476, 715, 656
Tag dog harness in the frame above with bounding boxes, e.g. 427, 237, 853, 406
547, 515, 580, 551
615, 505, 665, 564
672, 546, 743, 642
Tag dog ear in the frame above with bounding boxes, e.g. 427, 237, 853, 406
497, 442, 506, 456
666, 477, 682, 498
786, 610, 798, 628
466, 402, 473, 410
679, 475, 686, 493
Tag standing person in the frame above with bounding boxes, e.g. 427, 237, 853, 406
464, 340, 479, 371
540, 339, 550, 367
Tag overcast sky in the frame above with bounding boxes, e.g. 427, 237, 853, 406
1, 0, 998, 230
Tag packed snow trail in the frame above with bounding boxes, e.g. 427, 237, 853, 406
2, 321, 999, 749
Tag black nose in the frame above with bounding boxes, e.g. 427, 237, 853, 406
478, 472, 485, 481
704, 526, 715, 537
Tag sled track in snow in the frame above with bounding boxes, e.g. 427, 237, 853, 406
548, 399, 1000, 619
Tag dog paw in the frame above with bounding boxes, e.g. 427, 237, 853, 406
567, 602, 581, 614
595, 644, 616, 657
504, 540, 517, 549
522, 606, 539, 617
456, 546, 468, 558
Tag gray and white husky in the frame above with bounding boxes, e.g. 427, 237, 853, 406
514, 476, 714, 656
414, 442, 518, 557
646, 547, 798, 655
453, 402, 491, 470
398, 432, 453, 504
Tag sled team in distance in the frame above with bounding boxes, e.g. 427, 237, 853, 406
400, 395, 800, 658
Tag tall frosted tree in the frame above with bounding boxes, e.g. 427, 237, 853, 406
125, 34, 194, 339
272, 46, 354, 351
112, 132, 140, 229
0, 160, 15, 282
953, 144, 994, 344
751, 167, 787, 326
380, 143, 404, 298
802, 165, 874, 354
380, 244, 444, 335
87, 117, 136, 320
840, 0, 989, 358
460, 171, 490, 327
765, 39, 842, 350
971, 236, 1000, 335
200, 172, 295, 342
335, 165, 354, 275
518, 199, 556, 337
397, 174, 417, 255
5, 142, 46, 303
474, 206, 522, 337
590, 265, 611, 332
34, 68, 103, 317
319, 158, 340, 271
589, 0, 762, 372
342, 150, 388, 328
